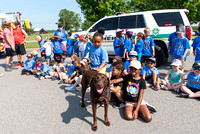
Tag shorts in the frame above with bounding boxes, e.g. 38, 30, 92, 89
54, 53, 62, 61
186, 86, 200, 93
5, 48, 14, 56
141, 56, 151, 64
145, 75, 153, 84
46, 55, 51, 59
15, 44, 26, 55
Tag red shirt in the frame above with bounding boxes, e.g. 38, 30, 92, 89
13, 28, 25, 44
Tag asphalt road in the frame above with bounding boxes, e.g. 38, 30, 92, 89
0, 52, 199, 134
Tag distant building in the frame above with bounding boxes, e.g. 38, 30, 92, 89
33, 28, 47, 34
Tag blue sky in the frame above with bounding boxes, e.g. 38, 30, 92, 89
0, 0, 83, 30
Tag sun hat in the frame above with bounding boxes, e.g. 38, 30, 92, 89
126, 31, 133, 37
26, 53, 33, 58
129, 50, 138, 56
129, 60, 141, 69
115, 28, 124, 33
192, 62, 200, 68
147, 57, 156, 63
79, 35, 84, 40
176, 26, 185, 34
171, 59, 182, 66
32, 50, 38, 56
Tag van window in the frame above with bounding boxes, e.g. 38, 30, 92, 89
92, 17, 118, 31
119, 15, 145, 29
152, 12, 184, 26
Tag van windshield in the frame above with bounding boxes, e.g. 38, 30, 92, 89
152, 12, 184, 26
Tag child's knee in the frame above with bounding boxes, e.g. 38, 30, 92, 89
125, 114, 133, 120
143, 114, 152, 123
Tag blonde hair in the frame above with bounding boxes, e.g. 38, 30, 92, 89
3, 21, 11, 29
144, 27, 151, 33
86, 34, 92, 40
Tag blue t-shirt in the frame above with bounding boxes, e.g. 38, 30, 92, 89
38, 40, 46, 53
109, 64, 113, 72
124, 60, 130, 73
135, 39, 144, 54
24, 60, 35, 71
186, 72, 200, 89
51, 39, 63, 54
168, 32, 179, 55
66, 37, 73, 54
54, 29, 67, 41
89, 45, 109, 68
73, 40, 79, 54
192, 36, 200, 61
84, 41, 92, 57
141, 65, 160, 77
41, 63, 51, 75
142, 37, 155, 56
173, 37, 190, 59
124, 39, 133, 52
66, 65, 75, 76
113, 37, 124, 56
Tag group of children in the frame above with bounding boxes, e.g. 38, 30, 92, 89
19, 24, 200, 123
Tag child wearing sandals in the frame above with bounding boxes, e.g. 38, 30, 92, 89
110, 60, 153, 122
161, 59, 184, 92
179, 62, 200, 98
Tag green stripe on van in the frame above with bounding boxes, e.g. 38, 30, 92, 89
132, 34, 170, 39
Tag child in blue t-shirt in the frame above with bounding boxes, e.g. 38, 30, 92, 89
141, 57, 160, 91
123, 30, 133, 59
73, 34, 79, 55
173, 26, 190, 70
36, 35, 46, 58
180, 62, 200, 98
124, 51, 138, 75
141, 28, 155, 66
21, 53, 35, 75
135, 32, 144, 62
113, 28, 125, 56
192, 27, 200, 62
168, 24, 184, 64
66, 32, 73, 57
89, 28, 109, 74
84, 34, 92, 58
54, 23, 67, 50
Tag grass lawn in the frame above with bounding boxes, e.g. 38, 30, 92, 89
27, 33, 54, 41
26, 42, 39, 48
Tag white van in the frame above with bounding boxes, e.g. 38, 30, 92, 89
73, 9, 192, 65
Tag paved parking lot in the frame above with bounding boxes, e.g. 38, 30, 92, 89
0, 52, 199, 134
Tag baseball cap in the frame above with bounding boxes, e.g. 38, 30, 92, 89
74, 34, 79, 38
36, 35, 42, 41
46, 37, 49, 40
171, 59, 182, 66
129, 60, 141, 69
147, 57, 156, 63
26, 53, 33, 58
38, 57, 45, 62
126, 31, 133, 37
15, 21, 20, 26
79, 35, 84, 40
176, 26, 185, 34
129, 50, 138, 56
58, 23, 63, 27
115, 28, 124, 33
192, 62, 200, 68
64, 57, 72, 65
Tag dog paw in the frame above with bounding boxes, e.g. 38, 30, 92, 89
92, 125, 97, 131
81, 103, 86, 107
105, 121, 110, 126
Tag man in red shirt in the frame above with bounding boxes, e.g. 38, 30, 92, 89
13, 22, 28, 67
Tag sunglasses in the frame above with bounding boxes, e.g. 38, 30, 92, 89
194, 67, 200, 71
147, 61, 155, 65
129, 55, 137, 58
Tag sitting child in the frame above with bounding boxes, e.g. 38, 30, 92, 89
65, 57, 84, 91
141, 57, 161, 91
107, 56, 122, 79
21, 53, 35, 76
161, 59, 184, 92
110, 60, 152, 122
31, 57, 41, 75
124, 50, 138, 75
179, 62, 200, 98
37, 57, 51, 80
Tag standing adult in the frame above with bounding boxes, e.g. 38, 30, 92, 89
13, 21, 28, 67
3, 21, 15, 71
54, 23, 67, 52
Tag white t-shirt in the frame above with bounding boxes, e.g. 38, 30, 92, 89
43, 42, 53, 56
78, 41, 86, 52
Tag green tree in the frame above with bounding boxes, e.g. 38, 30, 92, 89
81, 19, 94, 31
22, 22, 34, 35
58, 9, 82, 31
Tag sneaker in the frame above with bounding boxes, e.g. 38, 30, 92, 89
5, 67, 12, 72
58, 79, 65, 84
65, 86, 76, 91
179, 93, 189, 98
21, 62, 24, 67
113, 102, 126, 109
14, 62, 21, 66
151, 86, 158, 91
145, 102, 157, 113
39, 76, 44, 80
173, 88, 180, 93
161, 84, 168, 90
45, 75, 51, 79
0, 73, 4, 77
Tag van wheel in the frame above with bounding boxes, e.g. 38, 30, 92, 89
155, 45, 165, 66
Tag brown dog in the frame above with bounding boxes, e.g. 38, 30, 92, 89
81, 66, 111, 131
